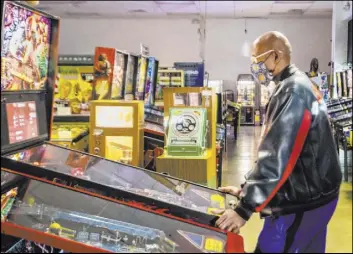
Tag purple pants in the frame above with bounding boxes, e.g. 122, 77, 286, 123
255, 198, 338, 253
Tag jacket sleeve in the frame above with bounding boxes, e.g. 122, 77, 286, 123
234, 92, 312, 221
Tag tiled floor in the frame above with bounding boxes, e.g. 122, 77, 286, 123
222, 126, 353, 253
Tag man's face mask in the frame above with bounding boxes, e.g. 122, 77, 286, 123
250, 50, 277, 87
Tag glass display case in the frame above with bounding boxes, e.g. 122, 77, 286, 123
2, 142, 239, 227
237, 75, 256, 125
54, 55, 94, 116
1, 171, 244, 253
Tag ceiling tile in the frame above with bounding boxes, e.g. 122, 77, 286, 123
158, 3, 199, 13
271, 3, 312, 12
308, 1, 333, 10
206, 1, 236, 7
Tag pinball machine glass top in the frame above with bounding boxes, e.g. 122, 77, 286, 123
2, 170, 229, 253
1, 1, 52, 91
6, 143, 227, 214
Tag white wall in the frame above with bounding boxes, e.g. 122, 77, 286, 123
58, 19, 201, 66
58, 17, 332, 91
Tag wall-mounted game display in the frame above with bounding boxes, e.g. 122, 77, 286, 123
89, 100, 144, 167
54, 55, 94, 116
237, 74, 256, 125
174, 62, 204, 87
156, 87, 218, 188
155, 68, 185, 107
123, 53, 139, 101
135, 55, 148, 100
0, 170, 244, 253
92, 47, 128, 100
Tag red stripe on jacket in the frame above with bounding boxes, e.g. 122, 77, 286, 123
255, 109, 312, 212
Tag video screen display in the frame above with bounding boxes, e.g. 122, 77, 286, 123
95, 106, 133, 128
1, 1, 52, 91
6, 101, 39, 144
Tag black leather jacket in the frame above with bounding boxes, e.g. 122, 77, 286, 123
235, 64, 342, 220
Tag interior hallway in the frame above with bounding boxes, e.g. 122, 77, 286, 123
222, 126, 353, 253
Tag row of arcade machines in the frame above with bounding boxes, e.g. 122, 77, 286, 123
235, 72, 334, 126
327, 69, 352, 182
1, 2, 238, 253
52, 54, 227, 186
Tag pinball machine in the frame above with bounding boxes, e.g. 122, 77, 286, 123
0, 88, 245, 252
0, 78, 243, 236
1, 170, 244, 253
92, 47, 128, 101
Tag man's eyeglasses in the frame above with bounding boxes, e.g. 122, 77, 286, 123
251, 50, 282, 63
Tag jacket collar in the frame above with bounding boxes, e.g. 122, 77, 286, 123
273, 64, 298, 83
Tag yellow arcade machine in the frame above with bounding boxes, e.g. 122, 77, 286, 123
156, 87, 218, 188
51, 55, 94, 152
89, 100, 144, 167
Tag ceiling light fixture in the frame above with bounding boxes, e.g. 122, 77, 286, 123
274, 1, 314, 4
156, 1, 194, 4
242, 18, 250, 58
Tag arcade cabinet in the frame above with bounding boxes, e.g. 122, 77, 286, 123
156, 87, 218, 188
155, 68, 185, 107
237, 74, 256, 125
123, 53, 139, 100
51, 55, 94, 151
92, 47, 128, 100
89, 100, 144, 167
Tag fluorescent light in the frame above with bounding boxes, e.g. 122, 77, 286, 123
274, 1, 313, 3
242, 41, 250, 57
156, 1, 195, 4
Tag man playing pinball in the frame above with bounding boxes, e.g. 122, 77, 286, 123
214, 31, 342, 253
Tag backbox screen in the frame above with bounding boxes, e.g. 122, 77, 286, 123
6, 101, 39, 144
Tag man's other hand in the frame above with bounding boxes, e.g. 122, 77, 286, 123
212, 209, 246, 233
218, 186, 241, 197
